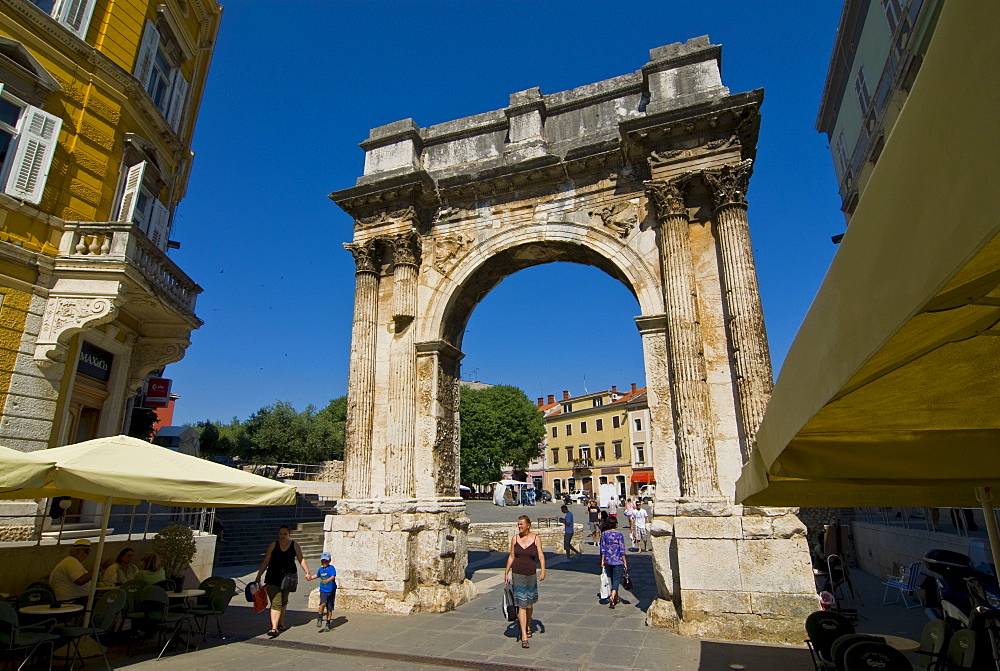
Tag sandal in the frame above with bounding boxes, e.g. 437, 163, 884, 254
267, 629, 279, 638
277, 625, 288, 632
521, 640, 530, 648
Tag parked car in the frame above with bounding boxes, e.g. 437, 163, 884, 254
538, 489, 553, 503
561, 490, 589, 504
637, 484, 656, 504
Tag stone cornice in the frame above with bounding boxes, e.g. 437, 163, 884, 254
415, 340, 465, 362
634, 313, 669, 333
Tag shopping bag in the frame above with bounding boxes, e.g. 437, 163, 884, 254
502, 582, 518, 621
622, 571, 634, 592
252, 583, 269, 613
599, 569, 611, 600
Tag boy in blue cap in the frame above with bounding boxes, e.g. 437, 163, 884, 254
306, 551, 336, 631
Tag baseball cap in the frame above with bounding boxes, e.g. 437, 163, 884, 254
320, 552, 331, 561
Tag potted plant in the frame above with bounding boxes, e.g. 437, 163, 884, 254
151, 524, 197, 590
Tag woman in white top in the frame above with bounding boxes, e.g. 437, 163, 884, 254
102, 547, 138, 585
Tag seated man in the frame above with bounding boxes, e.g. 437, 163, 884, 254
49, 538, 94, 603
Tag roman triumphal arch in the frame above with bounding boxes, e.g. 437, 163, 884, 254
327, 37, 817, 642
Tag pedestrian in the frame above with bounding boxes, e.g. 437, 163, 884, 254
624, 498, 637, 549
599, 516, 628, 608
558, 505, 582, 559
607, 496, 618, 517
632, 503, 649, 552
504, 515, 546, 648
306, 551, 337, 631
588, 499, 600, 543
255, 525, 310, 638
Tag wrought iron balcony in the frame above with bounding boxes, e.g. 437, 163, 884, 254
573, 457, 594, 469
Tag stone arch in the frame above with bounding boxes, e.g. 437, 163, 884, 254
423, 222, 664, 348
326, 37, 818, 642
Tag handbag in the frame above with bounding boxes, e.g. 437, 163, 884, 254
502, 582, 518, 621
280, 571, 298, 592
622, 571, 634, 592
600, 569, 611, 600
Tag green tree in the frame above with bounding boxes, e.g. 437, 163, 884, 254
459, 385, 544, 486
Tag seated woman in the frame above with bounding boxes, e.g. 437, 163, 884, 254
136, 552, 165, 585
102, 547, 138, 585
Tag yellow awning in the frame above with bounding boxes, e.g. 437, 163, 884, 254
0, 445, 54, 494
736, 1, 1000, 509
0, 435, 296, 507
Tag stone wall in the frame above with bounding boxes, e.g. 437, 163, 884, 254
468, 522, 582, 553
799, 507, 856, 549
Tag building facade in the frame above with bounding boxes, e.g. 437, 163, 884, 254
0, 0, 220, 460
539, 384, 651, 500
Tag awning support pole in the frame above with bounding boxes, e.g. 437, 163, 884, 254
975, 487, 1000, 572
83, 496, 113, 627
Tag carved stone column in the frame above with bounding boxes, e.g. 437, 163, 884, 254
414, 340, 464, 499
646, 178, 720, 498
704, 160, 773, 452
386, 230, 421, 499
343, 239, 381, 499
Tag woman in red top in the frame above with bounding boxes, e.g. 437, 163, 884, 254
504, 515, 546, 648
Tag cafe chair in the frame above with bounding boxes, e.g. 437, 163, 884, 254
0, 601, 60, 671
942, 629, 976, 670
189, 578, 236, 642
153, 579, 176, 593
882, 561, 924, 609
830, 634, 885, 670
54, 588, 125, 670
192, 577, 227, 609
842, 640, 913, 670
913, 619, 950, 671
15, 589, 54, 610
135, 585, 193, 660
805, 610, 855, 670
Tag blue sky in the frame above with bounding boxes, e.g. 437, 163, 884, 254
167, 1, 846, 425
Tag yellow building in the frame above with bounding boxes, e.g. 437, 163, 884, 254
0, 0, 221, 461
540, 385, 649, 501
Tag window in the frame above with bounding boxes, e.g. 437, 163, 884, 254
566, 447, 573, 461
553, 480, 562, 495
115, 161, 169, 250
592, 397, 603, 407
613, 441, 622, 459
836, 132, 849, 172
580, 421, 587, 434
634, 443, 645, 464
565, 424, 572, 437
562, 403, 572, 413
595, 418, 603, 431
579, 446, 590, 460
855, 65, 872, 113
568, 478, 575, 492
595, 443, 605, 460
27, 0, 96, 39
551, 426, 557, 438
612, 415, 621, 429
633, 417, 643, 431
551, 448, 558, 465
134, 20, 188, 130
0, 85, 61, 205
881, 0, 901, 34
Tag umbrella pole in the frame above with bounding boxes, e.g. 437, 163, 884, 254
976, 487, 1000, 573
83, 496, 112, 627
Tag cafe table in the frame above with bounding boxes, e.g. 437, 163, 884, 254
19, 603, 84, 616
859, 633, 921, 653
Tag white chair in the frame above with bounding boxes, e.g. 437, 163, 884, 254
882, 561, 923, 608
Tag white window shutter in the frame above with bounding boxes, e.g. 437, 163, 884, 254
166, 70, 188, 131
116, 161, 146, 222
134, 20, 161, 89
148, 199, 170, 251
2, 106, 62, 205
57, 0, 96, 40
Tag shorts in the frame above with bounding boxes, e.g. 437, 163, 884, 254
265, 584, 288, 610
320, 588, 336, 611
636, 527, 649, 543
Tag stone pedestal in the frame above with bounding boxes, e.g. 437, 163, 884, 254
321, 498, 477, 614
646, 501, 819, 643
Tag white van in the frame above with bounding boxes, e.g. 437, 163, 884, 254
637, 485, 655, 503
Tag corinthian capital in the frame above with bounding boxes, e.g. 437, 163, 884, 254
703, 159, 754, 209
645, 176, 691, 220
344, 239, 381, 274
388, 229, 422, 268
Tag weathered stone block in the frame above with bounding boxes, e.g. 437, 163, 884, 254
749, 591, 819, 618
682, 588, 752, 614
741, 516, 772, 539
675, 515, 741, 539
649, 518, 674, 536
772, 514, 807, 539
645, 597, 680, 630
737, 538, 816, 594
677, 538, 741, 591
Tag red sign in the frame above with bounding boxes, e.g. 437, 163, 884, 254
145, 378, 171, 407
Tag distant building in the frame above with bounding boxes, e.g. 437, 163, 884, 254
538, 384, 650, 500
817, 0, 942, 221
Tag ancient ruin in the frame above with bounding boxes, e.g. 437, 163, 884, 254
327, 36, 818, 642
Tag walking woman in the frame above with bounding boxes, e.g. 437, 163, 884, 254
256, 525, 310, 638
599, 516, 628, 608
504, 515, 546, 648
